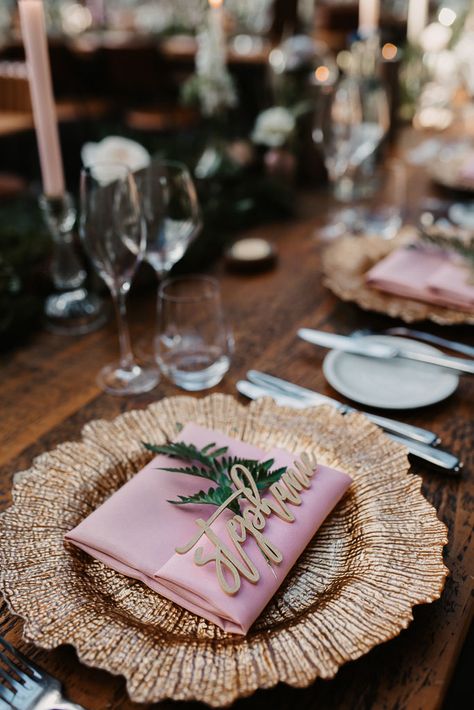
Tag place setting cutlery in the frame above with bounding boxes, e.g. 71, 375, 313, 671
298, 328, 474, 375
350, 327, 474, 358
0, 635, 84, 710
294, 326, 471, 412
236, 371, 462, 474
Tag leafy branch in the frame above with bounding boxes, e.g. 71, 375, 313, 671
143, 440, 286, 513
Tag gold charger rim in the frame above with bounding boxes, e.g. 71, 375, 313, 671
0, 394, 448, 706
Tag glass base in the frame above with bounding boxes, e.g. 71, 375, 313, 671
45, 288, 107, 335
158, 349, 230, 392
97, 361, 160, 396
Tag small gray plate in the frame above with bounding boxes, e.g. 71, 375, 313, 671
323, 335, 459, 410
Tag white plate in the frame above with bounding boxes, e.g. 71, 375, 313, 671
323, 335, 459, 410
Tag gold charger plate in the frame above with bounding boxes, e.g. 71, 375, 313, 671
0, 395, 448, 706
322, 232, 474, 325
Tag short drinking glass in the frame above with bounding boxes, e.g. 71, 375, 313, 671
156, 276, 232, 391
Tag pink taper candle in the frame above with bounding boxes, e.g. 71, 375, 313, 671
18, 0, 65, 196
358, 0, 380, 36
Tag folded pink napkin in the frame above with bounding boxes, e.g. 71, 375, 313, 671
366, 247, 474, 313
65, 423, 352, 635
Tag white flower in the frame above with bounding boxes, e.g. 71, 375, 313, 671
251, 107, 295, 148
81, 136, 151, 172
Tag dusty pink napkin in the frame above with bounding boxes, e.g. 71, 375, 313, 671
366, 247, 474, 313
65, 423, 352, 635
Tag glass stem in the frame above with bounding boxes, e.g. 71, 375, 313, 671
154, 267, 166, 283
112, 289, 135, 370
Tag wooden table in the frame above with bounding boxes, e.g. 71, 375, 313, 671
1, 154, 473, 709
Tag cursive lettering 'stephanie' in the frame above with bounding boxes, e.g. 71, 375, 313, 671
175, 451, 317, 595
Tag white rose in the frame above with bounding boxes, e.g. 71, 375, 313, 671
81, 136, 151, 172
251, 107, 295, 148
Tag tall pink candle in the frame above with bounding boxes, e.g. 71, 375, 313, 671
358, 0, 380, 36
19, 0, 64, 196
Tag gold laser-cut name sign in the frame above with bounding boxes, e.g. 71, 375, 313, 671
176, 452, 317, 594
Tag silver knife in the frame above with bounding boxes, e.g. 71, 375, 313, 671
247, 370, 440, 445
384, 328, 474, 358
298, 328, 474, 376
236, 380, 461, 473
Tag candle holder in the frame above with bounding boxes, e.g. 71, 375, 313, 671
39, 192, 106, 335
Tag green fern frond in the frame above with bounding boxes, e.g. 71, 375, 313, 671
143, 439, 287, 513
168, 485, 240, 514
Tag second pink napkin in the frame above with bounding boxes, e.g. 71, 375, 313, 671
366, 247, 474, 312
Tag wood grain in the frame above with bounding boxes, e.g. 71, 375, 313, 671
0, 134, 473, 709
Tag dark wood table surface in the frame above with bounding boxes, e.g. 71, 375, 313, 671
1, 140, 473, 710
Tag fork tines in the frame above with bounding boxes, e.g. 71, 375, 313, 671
0, 634, 42, 706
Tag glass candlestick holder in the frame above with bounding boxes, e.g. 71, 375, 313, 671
39, 192, 106, 335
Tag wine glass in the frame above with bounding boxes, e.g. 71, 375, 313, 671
134, 159, 202, 279
79, 163, 160, 395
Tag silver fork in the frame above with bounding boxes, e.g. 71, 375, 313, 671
0, 635, 85, 710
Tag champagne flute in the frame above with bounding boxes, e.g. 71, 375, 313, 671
80, 163, 159, 395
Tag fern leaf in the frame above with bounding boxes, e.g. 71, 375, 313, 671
158, 464, 219, 482
201, 442, 216, 453
143, 438, 288, 515
168, 485, 239, 514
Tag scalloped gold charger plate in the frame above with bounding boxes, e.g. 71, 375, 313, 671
0, 395, 448, 706
322, 232, 474, 325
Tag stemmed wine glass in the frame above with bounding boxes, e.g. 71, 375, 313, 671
80, 163, 160, 395
134, 159, 202, 280
133, 158, 202, 372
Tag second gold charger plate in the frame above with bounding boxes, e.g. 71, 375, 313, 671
322, 232, 474, 325
0, 395, 447, 706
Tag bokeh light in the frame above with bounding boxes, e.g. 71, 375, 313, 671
314, 65, 330, 83
382, 43, 398, 61
438, 8, 457, 27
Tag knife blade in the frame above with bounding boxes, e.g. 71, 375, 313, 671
298, 328, 474, 376
247, 370, 440, 445
236, 380, 461, 473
